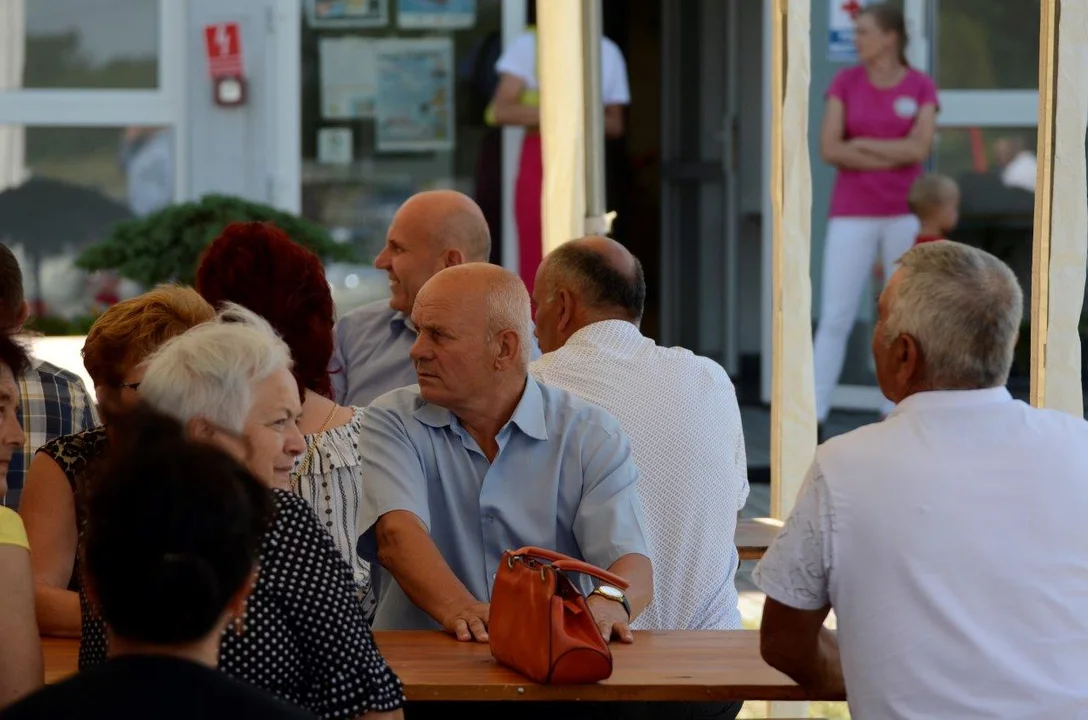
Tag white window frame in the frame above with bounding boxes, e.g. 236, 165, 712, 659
0, 0, 188, 203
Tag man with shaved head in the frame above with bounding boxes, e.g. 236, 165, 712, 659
331, 190, 494, 407
357, 263, 652, 652
531, 238, 750, 639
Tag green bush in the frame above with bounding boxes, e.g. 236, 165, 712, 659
76, 194, 357, 287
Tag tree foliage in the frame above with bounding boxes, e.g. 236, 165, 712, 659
76, 195, 358, 287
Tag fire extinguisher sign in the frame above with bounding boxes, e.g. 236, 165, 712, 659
203, 22, 245, 78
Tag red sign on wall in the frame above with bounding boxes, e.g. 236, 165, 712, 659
203, 22, 244, 78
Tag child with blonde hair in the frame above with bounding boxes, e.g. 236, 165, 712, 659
908, 173, 960, 245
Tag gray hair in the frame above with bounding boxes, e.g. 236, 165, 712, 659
485, 270, 532, 367
140, 303, 293, 432
884, 241, 1022, 390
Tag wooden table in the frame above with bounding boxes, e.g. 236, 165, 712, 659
44, 630, 834, 702
736, 517, 783, 561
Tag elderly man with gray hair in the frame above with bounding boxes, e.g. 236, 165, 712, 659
357, 263, 653, 650
754, 241, 1088, 719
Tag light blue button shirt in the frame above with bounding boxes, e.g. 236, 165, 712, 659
331, 299, 544, 408
357, 376, 650, 631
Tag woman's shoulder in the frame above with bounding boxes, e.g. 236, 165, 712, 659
826, 65, 867, 98
37, 426, 108, 477
301, 407, 364, 476
904, 67, 939, 95
831, 64, 867, 85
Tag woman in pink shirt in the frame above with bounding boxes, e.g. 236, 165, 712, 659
813, 2, 939, 428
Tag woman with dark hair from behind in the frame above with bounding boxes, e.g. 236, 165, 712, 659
0, 402, 314, 719
0, 334, 39, 711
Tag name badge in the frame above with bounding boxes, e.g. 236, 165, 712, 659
894, 96, 919, 119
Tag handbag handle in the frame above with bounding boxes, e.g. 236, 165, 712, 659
508, 546, 630, 590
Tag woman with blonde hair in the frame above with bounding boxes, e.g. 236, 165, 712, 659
18, 285, 215, 638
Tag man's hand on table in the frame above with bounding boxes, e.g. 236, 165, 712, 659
587, 595, 633, 644
443, 601, 490, 642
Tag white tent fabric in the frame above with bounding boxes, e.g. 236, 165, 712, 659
1041, 0, 1088, 415
0, 0, 26, 192
536, 0, 586, 255
770, 0, 815, 520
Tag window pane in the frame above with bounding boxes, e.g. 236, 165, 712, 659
0, 125, 171, 319
17, 0, 159, 90
299, 0, 504, 315
935, 0, 1040, 90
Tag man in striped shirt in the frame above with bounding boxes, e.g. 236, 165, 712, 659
0, 244, 98, 509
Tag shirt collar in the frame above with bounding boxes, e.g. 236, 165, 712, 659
564, 319, 646, 352
390, 310, 417, 334
887, 386, 1014, 418
412, 375, 549, 441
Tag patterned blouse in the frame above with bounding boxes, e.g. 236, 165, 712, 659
292, 406, 375, 622
40, 431, 405, 718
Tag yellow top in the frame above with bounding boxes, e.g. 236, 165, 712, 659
0, 506, 29, 549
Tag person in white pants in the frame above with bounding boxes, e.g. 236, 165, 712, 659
812, 2, 939, 430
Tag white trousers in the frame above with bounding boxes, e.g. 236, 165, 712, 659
813, 215, 919, 422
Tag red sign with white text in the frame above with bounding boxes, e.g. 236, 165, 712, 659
203, 22, 244, 78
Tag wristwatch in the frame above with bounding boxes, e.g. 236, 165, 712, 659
591, 585, 631, 619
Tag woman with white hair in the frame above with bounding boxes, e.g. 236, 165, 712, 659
77, 304, 405, 720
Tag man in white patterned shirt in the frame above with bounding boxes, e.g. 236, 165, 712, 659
0, 244, 98, 509
530, 236, 750, 632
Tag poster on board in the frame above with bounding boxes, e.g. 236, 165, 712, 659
319, 37, 378, 119
397, 0, 476, 30
307, 0, 388, 28
828, 0, 867, 63
375, 38, 455, 152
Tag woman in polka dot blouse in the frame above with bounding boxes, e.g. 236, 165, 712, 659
78, 307, 405, 719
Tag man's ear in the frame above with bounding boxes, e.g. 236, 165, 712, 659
444, 248, 465, 268
556, 288, 576, 334
493, 328, 522, 370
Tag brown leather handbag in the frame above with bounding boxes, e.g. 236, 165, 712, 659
489, 545, 630, 684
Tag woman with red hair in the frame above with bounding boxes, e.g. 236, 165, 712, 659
196, 222, 375, 620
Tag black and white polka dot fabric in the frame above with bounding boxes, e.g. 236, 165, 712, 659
80, 489, 405, 718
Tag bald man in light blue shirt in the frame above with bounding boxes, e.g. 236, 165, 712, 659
357, 263, 653, 643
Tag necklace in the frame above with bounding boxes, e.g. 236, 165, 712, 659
289, 402, 338, 494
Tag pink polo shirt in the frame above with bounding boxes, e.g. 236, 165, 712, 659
827, 66, 939, 218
